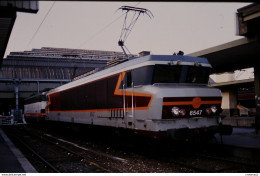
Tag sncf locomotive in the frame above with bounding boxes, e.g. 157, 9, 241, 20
24, 54, 232, 140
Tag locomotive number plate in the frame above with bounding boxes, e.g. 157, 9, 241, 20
189, 110, 202, 116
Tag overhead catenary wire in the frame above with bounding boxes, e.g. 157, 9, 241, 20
77, 12, 126, 48
78, 2, 142, 49
25, 1, 56, 50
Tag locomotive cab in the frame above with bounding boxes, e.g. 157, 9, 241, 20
119, 55, 231, 140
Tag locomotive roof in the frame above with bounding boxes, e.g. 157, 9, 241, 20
47, 54, 211, 93
139, 55, 209, 64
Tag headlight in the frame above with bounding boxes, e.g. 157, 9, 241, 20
171, 106, 180, 116
179, 109, 186, 116
211, 105, 217, 114
206, 108, 212, 115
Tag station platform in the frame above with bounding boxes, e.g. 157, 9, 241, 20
0, 128, 37, 173
215, 127, 260, 149
219, 116, 260, 148
222, 116, 255, 128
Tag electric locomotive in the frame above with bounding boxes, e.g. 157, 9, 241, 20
24, 53, 232, 140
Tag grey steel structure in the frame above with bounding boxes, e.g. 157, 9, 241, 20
0, 0, 38, 66
189, 3, 260, 131
0, 47, 127, 116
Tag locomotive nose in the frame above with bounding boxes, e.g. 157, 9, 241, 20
161, 96, 222, 119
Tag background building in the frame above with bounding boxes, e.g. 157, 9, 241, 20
0, 47, 127, 116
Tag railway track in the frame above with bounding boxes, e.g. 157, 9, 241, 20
3, 124, 260, 173
2, 125, 120, 173
165, 152, 260, 173
165, 141, 260, 173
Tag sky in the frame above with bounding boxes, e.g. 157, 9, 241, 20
5, 1, 251, 58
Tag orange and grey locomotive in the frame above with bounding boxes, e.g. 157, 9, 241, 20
24, 54, 232, 140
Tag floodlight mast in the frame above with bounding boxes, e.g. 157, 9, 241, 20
117, 6, 153, 58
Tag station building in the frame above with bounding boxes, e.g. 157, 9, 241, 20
188, 3, 260, 128
0, 47, 127, 116
210, 72, 255, 117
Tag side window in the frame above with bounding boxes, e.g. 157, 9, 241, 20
126, 71, 132, 88
119, 71, 132, 89
186, 66, 210, 84
119, 66, 154, 88
132, 66, 154, 86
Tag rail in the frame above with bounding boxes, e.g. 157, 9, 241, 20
3, 125, 119, 172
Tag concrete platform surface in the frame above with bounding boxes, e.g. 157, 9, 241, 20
222, 116, 255, 128
215, 127, 260, 149
0, 128, 37, 173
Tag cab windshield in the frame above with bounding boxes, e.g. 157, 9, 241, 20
120, 64, 211, 88
152, 65, 210, 84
